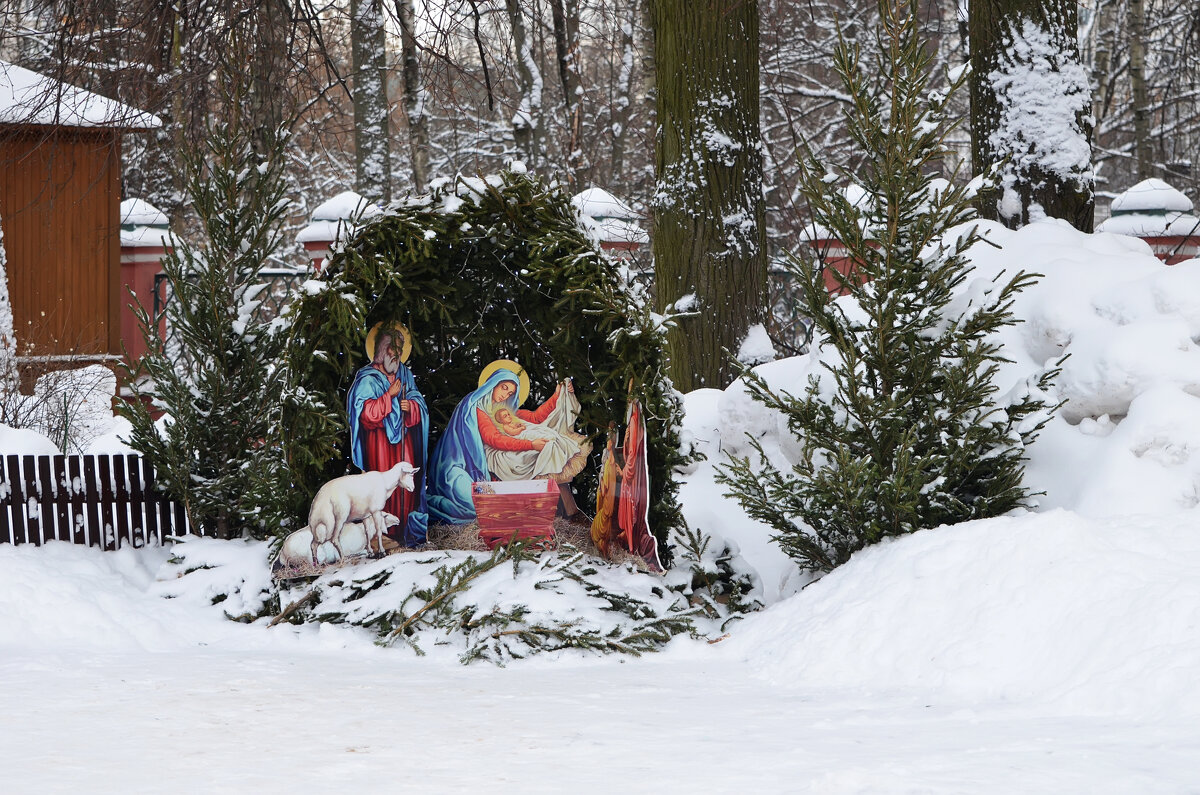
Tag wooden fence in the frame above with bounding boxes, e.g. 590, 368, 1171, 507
0, 454, 188, 549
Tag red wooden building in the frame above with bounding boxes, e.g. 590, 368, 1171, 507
0, 61, 160, 380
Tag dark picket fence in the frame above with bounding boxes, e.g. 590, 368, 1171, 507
0, 454, 188, 549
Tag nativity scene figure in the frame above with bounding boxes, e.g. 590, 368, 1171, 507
427, 360, 591, 527
346, 322, 429, 547
590, 401, 661, 571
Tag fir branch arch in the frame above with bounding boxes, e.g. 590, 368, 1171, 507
278, 170, 686, 563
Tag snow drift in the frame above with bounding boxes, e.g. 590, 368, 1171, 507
728, 509, 1200, 717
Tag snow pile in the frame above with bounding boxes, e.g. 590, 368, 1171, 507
672, 217, 1200, 720
729, 510, 1200, 716
0, 540, 373, 655
967, 221, 1200, 515
0, 541, 210, 652
0, 424, 59, 455
154, 535, 277, 620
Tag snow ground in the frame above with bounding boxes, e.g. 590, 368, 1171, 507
6, 648, 1197, 793
1, 530, 1198, 793
4, 220, 1200, 791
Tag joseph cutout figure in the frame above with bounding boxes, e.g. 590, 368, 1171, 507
346, 323, 429, 546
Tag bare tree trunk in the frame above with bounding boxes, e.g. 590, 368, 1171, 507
1129, 0, 1153, 180
651, 0, 766, 391
610, 0, 638, 189
248, 0, 290, 158
399, 0, 430, 193
970, 0, 1094, 231
352, 0, 392, 202
551, 0, 585, 189
506, 0, 542, 167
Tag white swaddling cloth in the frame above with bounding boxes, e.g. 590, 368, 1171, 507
485, 384, 590, 482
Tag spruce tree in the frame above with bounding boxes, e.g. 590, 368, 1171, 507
119, 86, 290, 540
717, 1, 1056, 573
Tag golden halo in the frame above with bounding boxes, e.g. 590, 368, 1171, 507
365, 321, 412, 364
479, 359, 530, 406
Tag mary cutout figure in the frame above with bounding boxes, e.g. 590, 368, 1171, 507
427, 363, 527, 524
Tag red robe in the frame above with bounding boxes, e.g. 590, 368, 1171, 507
618, 400, 661, 571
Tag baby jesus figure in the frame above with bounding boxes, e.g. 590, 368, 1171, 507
492, 407, 530, 437
481, 382, 590, 486
489, 405, 585, 482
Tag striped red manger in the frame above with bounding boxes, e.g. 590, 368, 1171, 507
472, 479, 558, 549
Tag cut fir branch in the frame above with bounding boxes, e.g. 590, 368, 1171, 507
287, 532, 758, 665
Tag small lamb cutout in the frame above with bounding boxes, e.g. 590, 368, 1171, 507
273, 512, 402, 577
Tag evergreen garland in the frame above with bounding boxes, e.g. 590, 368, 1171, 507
717, 3, 1058, 572
274, 170, 688, 562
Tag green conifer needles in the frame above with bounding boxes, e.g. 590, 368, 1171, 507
717, 3, 1057, 573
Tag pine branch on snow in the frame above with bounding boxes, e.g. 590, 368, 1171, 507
268, 529, 758, 665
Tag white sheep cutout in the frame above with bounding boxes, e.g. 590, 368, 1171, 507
274, 512, 402, 575
307, 462, 419, 566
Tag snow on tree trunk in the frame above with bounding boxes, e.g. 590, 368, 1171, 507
970, 0, 1094, 231
400, 0, 430, 194
651, 0, 767, 391
506, 0, 543, 167
352, 0, 392, 203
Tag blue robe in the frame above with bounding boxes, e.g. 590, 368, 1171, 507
346, 363, 430, 546
427, 369, 522, 524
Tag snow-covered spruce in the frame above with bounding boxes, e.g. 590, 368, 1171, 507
718, 9, 1056, 573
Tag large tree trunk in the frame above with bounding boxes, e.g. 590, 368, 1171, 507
398, 0, 430, 193
1128, 0, 1153, 180
651, 0, 766, 391
248, 0, 291, 159
351, 0, 392, 202
610, 0, 639, 189
970, 0, 1094, 231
